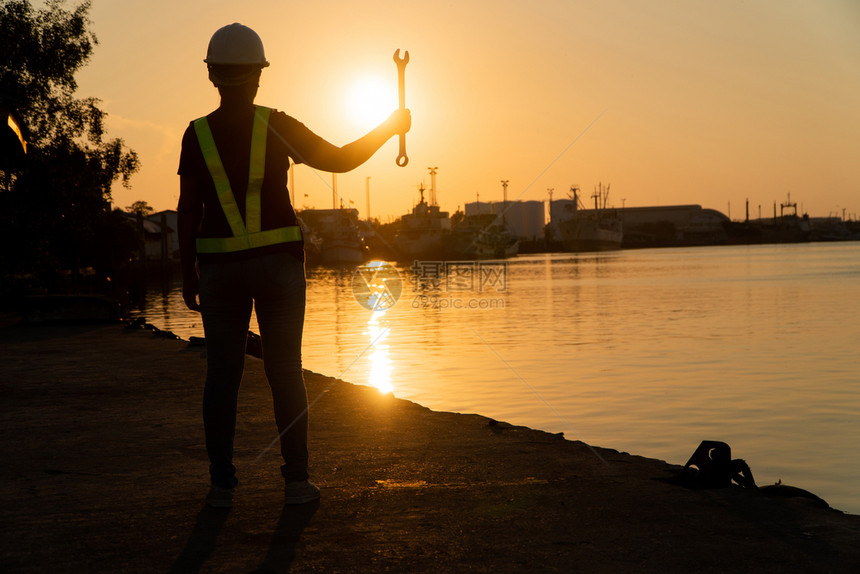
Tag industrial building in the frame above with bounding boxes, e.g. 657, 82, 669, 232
464, 200, 545, 241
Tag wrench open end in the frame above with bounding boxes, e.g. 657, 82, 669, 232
393, 49, 410, 66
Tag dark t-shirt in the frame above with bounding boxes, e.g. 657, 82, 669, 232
178, 105, 325, 263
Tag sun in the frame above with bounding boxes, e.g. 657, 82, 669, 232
345, 75, 397, 132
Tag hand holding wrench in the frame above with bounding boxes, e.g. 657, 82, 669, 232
393, 49, 409, 167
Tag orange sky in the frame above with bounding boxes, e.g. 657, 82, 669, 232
74, 0, 860, 221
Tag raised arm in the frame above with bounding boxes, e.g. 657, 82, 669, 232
300, 108, 411, 173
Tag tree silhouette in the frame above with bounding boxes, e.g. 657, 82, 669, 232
126, 200, 154, 217
0, 0, 139, 296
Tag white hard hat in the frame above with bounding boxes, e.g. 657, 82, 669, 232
204, 23, 270, 67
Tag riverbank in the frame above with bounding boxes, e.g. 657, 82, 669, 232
2, 322, 859, 573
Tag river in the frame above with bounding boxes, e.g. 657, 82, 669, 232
128, 242, 860, 514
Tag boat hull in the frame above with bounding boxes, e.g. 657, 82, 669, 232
321, 239, 365, 264
393, 231, 450, 261
557, 218, 623, 252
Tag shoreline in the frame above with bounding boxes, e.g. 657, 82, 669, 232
2, 322, 859, 572
85, 319, 848, 505
130, 316, 859, 515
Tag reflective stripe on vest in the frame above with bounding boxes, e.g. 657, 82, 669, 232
193, 105, 301, 253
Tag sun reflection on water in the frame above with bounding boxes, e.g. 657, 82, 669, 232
365, 309, 393, 394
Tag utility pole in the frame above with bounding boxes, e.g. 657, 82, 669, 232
365, 176, 371, 221
428, 166, 438, 206
332, 173, 338, 210
547, 187, 554, 225
500, 179, 509, 223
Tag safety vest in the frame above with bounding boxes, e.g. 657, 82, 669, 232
193, 105, 302, 253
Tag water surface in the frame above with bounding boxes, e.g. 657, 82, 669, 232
129, 243, 860, 513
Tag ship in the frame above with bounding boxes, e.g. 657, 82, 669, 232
393, 184, 452, 260
449, 213, 519, 259
297, 208, 367, 265
549, 184, 623, 252
390, 185, 519, 261
724, 194, 811, 245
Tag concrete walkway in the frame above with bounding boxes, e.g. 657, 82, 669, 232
2, 323, 858, 573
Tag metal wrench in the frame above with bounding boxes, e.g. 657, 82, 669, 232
393, 49, 409, 167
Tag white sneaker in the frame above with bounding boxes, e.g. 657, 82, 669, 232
284, 479, 321, 504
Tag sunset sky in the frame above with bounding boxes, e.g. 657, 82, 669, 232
74, 0, 860, 221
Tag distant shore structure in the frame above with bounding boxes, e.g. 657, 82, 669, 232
125, 198, 858, 268
465, 200, 545, 242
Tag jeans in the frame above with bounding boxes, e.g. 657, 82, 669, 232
199, 251, 308, 488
